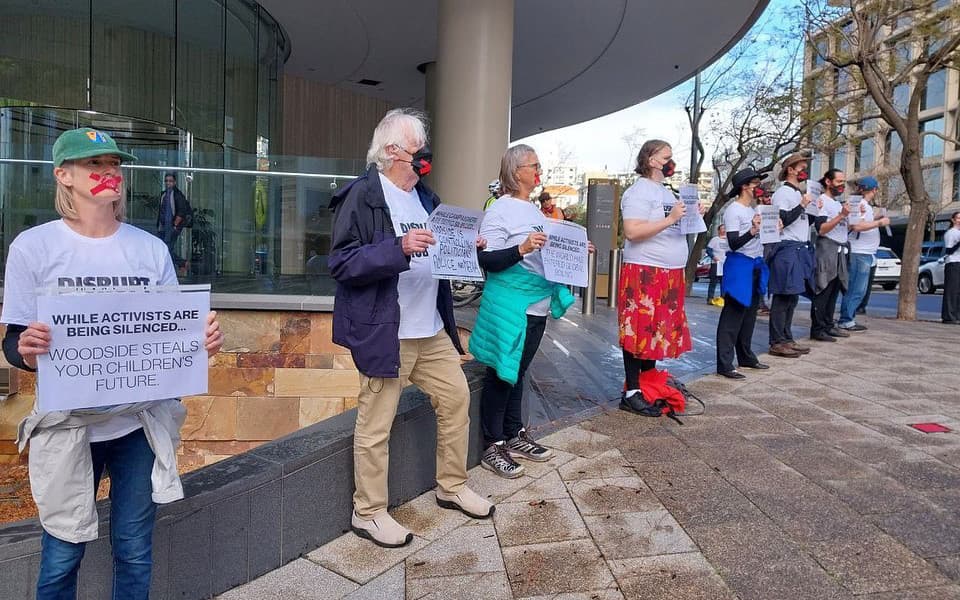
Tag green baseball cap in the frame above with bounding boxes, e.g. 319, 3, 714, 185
52, 128, 138, 167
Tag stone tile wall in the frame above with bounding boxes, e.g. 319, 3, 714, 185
0, 310, 362, 468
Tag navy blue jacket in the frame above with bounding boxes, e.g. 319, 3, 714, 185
328, 165, 463, 378
767, 239, 816, 297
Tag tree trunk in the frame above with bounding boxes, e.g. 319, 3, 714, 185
896, 160, 927, 320
684, 192, 727, 294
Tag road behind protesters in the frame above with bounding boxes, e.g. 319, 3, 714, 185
1, 127, 224, 599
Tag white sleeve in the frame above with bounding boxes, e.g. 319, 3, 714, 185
0, 243, 40, 326
479, 208, 510, 251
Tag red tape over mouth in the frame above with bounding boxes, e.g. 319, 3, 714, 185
89, 173, 123, 195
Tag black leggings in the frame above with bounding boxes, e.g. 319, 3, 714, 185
623, 349, 656, 391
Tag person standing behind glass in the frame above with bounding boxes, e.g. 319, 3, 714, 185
715, 169, 770, 379
942, 211, 960, 323
156, 173, 190, 273
837, 177, 889, 331
617, 139, 692, 414
706, 224, 727, 306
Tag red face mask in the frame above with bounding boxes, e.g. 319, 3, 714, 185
796, 170, 809, 182
753, 187, 765, 199
534, 173, 541, 186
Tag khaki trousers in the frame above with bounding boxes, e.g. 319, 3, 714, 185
353, 331, 470, 517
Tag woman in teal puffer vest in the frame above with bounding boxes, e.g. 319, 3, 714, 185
470, 144, 591, 479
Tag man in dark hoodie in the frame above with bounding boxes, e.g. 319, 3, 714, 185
328, 108, 493, 549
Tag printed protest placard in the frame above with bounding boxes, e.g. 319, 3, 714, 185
759, 205, 780, 244
805, 180, 822, 217
427, 204, 484, 281
542, 219, 589, 287
36, 287, 210, 411
678, 184, 707, 235
847, 195, 863, 226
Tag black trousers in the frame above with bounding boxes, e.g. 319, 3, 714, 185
943, 262, 960, 323
810, 277, 842, 336
622, 350, 657, 391
707, 263, 722, 300
716, 271, 760, 373
480, 315, 546, 447
768, 293, 799, 345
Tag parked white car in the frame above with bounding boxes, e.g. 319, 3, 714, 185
918, 257, 945, 294
874, 247, 901, 290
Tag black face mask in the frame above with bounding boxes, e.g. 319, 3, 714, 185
830, 184, 845, 195
661, 159, 676, 177
405, 146, 432, 178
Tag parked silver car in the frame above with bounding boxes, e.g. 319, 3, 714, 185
918, 257, 945, 294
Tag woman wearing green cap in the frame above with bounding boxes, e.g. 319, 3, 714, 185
0, 127, 224, 599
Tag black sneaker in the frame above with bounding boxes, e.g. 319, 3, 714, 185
619, 390, 662, 417
505, 429, 554, 462
482, 443, 525, 479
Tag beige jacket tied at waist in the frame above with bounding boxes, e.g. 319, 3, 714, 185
16, 399, 187, 544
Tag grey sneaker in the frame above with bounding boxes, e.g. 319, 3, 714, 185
482, 443, 525, 478
505, 429, 554, 462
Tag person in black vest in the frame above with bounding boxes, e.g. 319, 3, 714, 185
156, 173, 190, 272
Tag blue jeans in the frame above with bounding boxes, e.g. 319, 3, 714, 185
37, 428, 157, 600
839, 252, 873, 326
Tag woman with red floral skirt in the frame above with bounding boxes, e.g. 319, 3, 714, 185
617, 139, 693, 416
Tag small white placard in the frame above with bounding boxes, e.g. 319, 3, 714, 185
36, 287, 210, 412
542, 219, 589, 288
678, 184, 707, 234
427, 204, 484, 281
805, 181, 822, 216
759, 205, 781, 244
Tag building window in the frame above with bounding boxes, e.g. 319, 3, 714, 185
832, 147, 847, 172
893, 83, 910, 115
812, 38, 829, 68
952, 162, 960, 202
886, 175, 907, 206
924, 166, 943, 203
856, 138, 875, 172
921, 117, 945, 158
922, 70, 946, 111
886, 130, 903, 166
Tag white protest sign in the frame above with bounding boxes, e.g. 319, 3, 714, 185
805, 180, 822, 217
759, 205, 780, 244
846, 195, 863, 226
542, 219, 589, 288
427, 204, 484, 281
678, 184, 707, 235
36, 287, 210, 412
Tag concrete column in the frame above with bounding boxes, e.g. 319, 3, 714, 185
429, 0, 514, 209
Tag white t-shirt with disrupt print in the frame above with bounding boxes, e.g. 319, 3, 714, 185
1, 220, 177, 442
379, 173, 444, 339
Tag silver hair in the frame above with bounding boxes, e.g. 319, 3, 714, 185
366, 108, 429, 171
499, 144, 536, 196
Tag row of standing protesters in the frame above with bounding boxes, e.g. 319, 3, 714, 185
1, 128, 225, 598
713, 153, 895, 379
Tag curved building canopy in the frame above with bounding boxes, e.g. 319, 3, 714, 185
259, 0, 769, 139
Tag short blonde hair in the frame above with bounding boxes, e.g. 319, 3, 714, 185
55, 162, 126, 221
366, 108, 429, 171
499, 144, 536, 196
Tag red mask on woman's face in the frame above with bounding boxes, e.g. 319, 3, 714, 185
753, 187, 765, 199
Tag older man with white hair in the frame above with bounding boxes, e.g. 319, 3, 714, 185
328, 108, 493, 548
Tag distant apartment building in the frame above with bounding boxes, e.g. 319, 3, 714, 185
544, 164, 581, 188
804, 0, 959, 223
665, 170, 717, 206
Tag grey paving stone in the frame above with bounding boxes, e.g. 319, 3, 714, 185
216, 558, 358, 600
609, 553, 737, 600
466, 464, 537, 503
307, 531, 428, 584
807, 531, 950, 594
518, 590, 625, 600
494, 497, 589, 547
820, 476, 929, 515
405, 522, 503, 579
771, 444, 880, 481
718, 556, 856, 600
686, 518, 804, 570
559, 449, 635, 481
537, 426, 615, 458
856, 586, 960, 600
583, 510, 696, 560
877, 458, 960, 491
616, 434, 689, 462
566, 476, 660, 515
868, 509, 960, 557
390, 490, 470, 542
342, 564, 405, 600
502, 539, 615, 598
657, 479, 765, 528
933, 555, 960, 583
517, 448, 578, 479
498, 470, 569, 505
406, 571, 512, 600
630, 458, 725, 491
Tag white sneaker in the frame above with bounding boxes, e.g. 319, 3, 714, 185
436, 486, 495, 519
350, 510, 413, 548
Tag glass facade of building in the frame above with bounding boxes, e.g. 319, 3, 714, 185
0, 1, 355, 296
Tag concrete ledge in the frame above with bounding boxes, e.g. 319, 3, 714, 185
0, 361, 488, 600
211, 293, 335, 312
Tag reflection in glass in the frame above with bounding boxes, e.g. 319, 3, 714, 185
177, 0, 225, 143
922, 117, 944, 158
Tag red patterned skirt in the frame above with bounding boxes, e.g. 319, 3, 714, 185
618, 263, 692, 360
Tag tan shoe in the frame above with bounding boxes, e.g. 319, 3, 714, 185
436, 486, 495, 519
351, 510, 413, 548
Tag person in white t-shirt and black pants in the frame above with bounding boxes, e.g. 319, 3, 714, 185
942, 211, 960, 323
706, 225, 727, 306
838, 176, 890, 331
715, 169, 770, 379
810, 169, 851, 342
